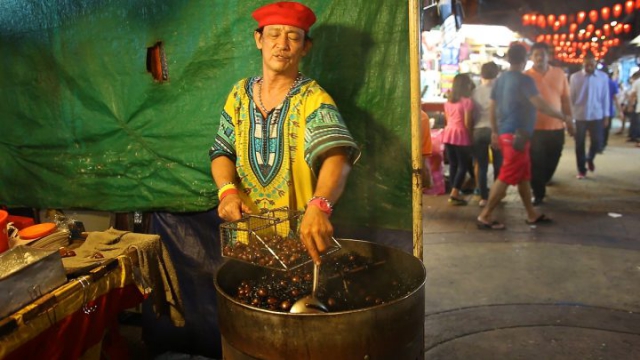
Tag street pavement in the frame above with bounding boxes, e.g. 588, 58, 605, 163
422, 126, 640, 359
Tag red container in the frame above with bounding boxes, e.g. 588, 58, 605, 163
0, 210, 9, 254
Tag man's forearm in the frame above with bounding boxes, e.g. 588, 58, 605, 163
531, 95, 566, 121
211, 156, 238, 187
313, 148, 352, 204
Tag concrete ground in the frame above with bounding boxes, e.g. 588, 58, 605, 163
422, 123, 640, 359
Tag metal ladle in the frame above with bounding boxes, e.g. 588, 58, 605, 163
290, 262, 328, 314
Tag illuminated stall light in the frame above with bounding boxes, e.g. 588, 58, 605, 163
601, 6, 610, 20
522, 14, 530, 26
624, 23, 632, 33
577, 11, 586, 24
588, 10, 598, 23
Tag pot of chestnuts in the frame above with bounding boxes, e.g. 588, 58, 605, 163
214, 239, 426, 360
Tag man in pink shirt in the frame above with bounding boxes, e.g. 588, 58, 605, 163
524, 42, 574, 206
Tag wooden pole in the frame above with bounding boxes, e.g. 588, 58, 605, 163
408, 0, 423, 260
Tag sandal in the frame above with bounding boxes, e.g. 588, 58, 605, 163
448, 197, 468, 206
525, 214, 553, 225
476, 220, 506, 230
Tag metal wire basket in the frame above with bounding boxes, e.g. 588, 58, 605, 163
220, 207, 341, 271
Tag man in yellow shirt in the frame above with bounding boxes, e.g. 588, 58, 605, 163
524, 42, 574, 206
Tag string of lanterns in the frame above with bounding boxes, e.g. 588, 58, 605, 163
520, 0, 638, 63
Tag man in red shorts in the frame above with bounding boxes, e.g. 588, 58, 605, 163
477, 44, 571, 230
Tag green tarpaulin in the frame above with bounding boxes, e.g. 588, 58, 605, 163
0, 0, 412, 231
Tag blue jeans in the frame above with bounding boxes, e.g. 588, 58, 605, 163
472, 128, 503, 200
574, 120, 603, 174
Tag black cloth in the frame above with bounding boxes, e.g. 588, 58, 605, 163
142, 208, 224, 359
530, 129, 564, 200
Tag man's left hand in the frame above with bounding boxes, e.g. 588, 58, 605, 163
299, 205, 333, 265
604, 117, 610, 128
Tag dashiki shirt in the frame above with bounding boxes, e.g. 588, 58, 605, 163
209, 74, 360, 213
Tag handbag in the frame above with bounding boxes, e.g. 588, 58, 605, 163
512, 128, 529, 152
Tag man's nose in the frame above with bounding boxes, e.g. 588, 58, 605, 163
276, 35, 290, 49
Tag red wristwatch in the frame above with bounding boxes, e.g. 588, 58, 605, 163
307, 196, 333, 216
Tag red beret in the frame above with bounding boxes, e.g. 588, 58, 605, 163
252, 2, 317, 33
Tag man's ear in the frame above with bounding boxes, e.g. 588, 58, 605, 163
302, 41, 312, 56
254, 31, 263, 50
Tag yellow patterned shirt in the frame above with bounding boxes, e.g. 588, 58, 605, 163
209, 75, 360, 212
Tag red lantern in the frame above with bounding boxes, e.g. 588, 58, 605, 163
553, 33, 559, 40
522, 14, 530, 26
603, 24, 611, 36
545, 34, 552, 42
613, 4, 623, 17
553, 21, 561, 32
536, 35, 545, 43
578, 32, 584, 41
595, 29, 602, 37
626, 0, 634, 14
569, 33, 575, 41
614, 23, 623, 34
614, 38, 620, 46
547, 14, 556, 25
531, 14, 537, 23
586, 24, 595, 33
577, 11, 586, 24
558, 14, 567, 26
624, 23, 632, 33
538, 16, 547, 28
560, 33, 567, 41
569, 23, 578, 33
637, 0, 640, 9
588, 10, 598, 23
601, 7, 610, 20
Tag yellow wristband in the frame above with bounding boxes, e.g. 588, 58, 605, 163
217, 183, 237, 198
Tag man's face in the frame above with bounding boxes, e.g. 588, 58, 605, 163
255, 25, 311, 75
583, 58, 597, 74
530, 48, 548, 71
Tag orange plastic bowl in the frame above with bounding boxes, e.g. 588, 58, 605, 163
18, 223, 57, 240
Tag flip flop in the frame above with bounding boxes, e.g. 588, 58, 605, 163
476, 220, 506, 230
525, 214, 553, 225
448, 197, 468, 206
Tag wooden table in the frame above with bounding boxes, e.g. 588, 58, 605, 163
0, 253, 144, 360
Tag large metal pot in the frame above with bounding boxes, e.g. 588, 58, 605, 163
214, 239, 426, 360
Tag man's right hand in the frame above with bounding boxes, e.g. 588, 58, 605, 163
565, 116, 575, 137
218, 194, 251, 221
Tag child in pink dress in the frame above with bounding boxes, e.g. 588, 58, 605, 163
442, 74, 474, 205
